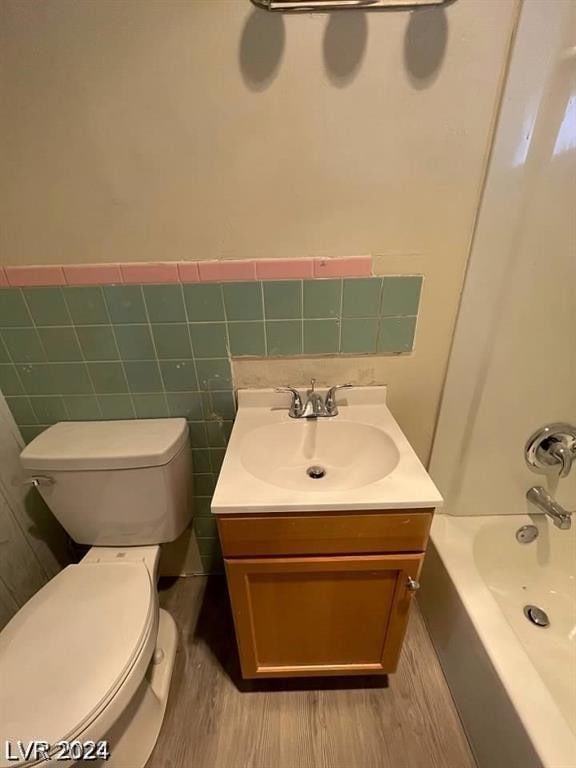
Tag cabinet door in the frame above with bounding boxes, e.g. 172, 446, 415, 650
225, 553, 423, 678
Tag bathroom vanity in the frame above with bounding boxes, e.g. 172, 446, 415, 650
211, 387, 442, 679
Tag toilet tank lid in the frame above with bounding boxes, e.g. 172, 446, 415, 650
20, 418, 189, 471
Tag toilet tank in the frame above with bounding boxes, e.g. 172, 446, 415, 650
20, 419, 193, 546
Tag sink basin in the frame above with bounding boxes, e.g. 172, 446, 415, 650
240, 420, 399, 491
211, 386, 443, 514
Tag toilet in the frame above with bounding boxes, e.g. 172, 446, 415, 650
0, 418, 193, 768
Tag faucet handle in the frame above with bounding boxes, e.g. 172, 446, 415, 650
550, 443, 574, 478
274, 385, 300, 394
274, 386, 304, 417
324, 383, 352, 415
526, 423, 576, 478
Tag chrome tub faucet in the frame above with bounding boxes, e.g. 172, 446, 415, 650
526, 486, 572, 530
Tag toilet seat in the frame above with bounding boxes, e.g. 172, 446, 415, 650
0, 561, 155, 767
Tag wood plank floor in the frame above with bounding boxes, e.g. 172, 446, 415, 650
147, 576, 475, 768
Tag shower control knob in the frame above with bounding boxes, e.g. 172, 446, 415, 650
525, 423, 576, 478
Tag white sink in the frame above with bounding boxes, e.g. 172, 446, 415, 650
211, 387, 443, 515
240, 420, 399, 491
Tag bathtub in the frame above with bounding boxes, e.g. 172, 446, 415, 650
419, 514, 576, 768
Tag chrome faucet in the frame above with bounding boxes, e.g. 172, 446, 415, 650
304, 379, 325, 418
525, 423, 576, 478
526, 486, 572, 530
275, 380, 352, 418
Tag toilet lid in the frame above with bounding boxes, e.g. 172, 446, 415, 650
0, 562, 153, 760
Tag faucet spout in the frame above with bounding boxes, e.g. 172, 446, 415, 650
526, 486, 572, 530
302, 378, 324, 418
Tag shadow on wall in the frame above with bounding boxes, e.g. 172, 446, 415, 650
239, 9, 286, 91
404, 8, 448, 89
323, 12, 369, 87
239, 5, 448, 91
238, 7, 368, 90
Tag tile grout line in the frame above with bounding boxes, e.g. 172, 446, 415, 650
219, 283, 235, 466
101, 287, 137, 419
1, 355, 237, 363
184, 285, 210, 455
2, 343, 417, 369
10, 412, 233, 431
18, 287, 70, 422
0, 272, 429, 294
140, 285, 169, 418
260, 281, 268, 357
11, 287, 420, 322
337, 278, 344, 353
0, 315, 411, 328
217, 282, 231, 424
300, 280, 304, 354
410, 276, 424, 353
0, 290, 38, 424
179, 283, 210, 466
61, 287, 103, 419
179, 283, 202, 418
375, 276, 385, 353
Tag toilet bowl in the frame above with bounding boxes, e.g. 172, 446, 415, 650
0, 419, 193, 767
0, 545, 180, 768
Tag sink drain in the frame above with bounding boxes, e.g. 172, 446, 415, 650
307, 465, 326, 479
523, 604, 550, 627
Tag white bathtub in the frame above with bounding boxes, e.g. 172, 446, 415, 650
419, 514, 576, 768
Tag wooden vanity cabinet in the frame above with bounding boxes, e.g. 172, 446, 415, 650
217, 510, 433, 679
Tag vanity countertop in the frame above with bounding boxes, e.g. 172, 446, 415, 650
211, 387, 443, 515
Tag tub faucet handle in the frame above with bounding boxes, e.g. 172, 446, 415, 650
525, 423, 576, 478
550, 443, 574, 478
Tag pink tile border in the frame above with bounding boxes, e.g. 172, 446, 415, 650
198, 260, 257, 282
177, 262, 200, 283
314, 256, 372, 279
5, 265, 65, 287
0, 257, 373, 287
121, 262, 179, 284
64, 264, 122, 285
256, 258, 315, 280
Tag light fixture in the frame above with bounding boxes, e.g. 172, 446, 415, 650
251, 0, 448, 11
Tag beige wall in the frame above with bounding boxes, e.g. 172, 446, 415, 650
0, 0, 518, 461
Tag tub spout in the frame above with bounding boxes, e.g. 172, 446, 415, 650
526, 486, 572, 530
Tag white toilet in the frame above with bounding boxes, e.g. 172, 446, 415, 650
0, 418, 193, 768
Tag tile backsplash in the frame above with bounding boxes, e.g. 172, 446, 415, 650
0, 275, 422, 572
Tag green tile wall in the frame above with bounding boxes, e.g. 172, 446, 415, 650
0, 276, 422, 573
